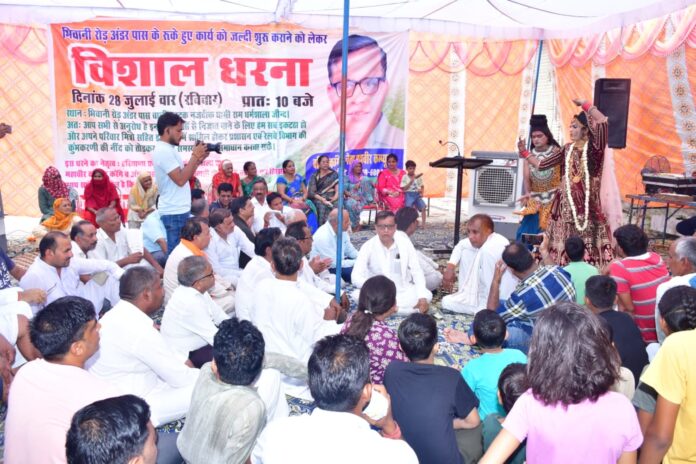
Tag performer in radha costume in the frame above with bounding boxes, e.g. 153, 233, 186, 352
515, 115, 562, 238
520, 99, 614, 267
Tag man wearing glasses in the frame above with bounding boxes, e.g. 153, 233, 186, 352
326, 34, 404, 150
352, 211, 431, 314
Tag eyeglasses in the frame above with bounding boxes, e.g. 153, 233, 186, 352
375, 224, 396, 230
330, 77, 385, 98
194, 272, 214, 284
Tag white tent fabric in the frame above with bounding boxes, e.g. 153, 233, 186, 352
1, 0, 695, 38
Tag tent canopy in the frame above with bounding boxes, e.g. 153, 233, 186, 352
1, 0, 694, 38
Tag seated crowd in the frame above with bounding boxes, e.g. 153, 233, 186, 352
1, 112, 694, 463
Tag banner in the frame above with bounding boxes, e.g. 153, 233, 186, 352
51, 20, 408, 198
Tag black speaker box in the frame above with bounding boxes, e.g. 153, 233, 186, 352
593, 78, 631, 149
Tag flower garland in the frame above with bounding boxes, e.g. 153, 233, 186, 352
565, 141, 590, 232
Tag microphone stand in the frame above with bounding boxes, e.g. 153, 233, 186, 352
439, 140, 461, 158
439, 140, 465, 244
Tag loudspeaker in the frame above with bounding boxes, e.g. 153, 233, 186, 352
593, 78, 631, 149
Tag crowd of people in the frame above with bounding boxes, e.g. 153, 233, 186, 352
0, 104, 694, 464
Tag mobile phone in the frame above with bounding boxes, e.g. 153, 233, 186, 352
521, 233, 544, 246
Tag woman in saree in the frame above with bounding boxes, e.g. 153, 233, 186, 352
376, 153, 405, 212
344, 160, 375, 231
33, 197, 82, 240
307, 154, 339, 226
127, 172, 158, 229
241, 161, 263, 197
211, 159, 241, 201
83, 168, 125, 227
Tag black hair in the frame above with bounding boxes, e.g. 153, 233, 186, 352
190, 188, 206, 200
252, 178, 267, 189
395, 207, 419, 232
317, 154, 329, 164
217, 182, 233, 194
70, 220, 93, 241
243, 161, 255, 173
180, 217, 208, 241
230, 196, 251, 216
613, 224, 649, 257
472, 310, 506, 349
469, 214, 495, 232
213, 318, 265, 386
585, 275, 617, 310
308, 334, 370, 412
386, 153, 398, 163
527, 302, 620, 406
564, 235, 585, 262
66, 395, 151, 464
285, 221, 309, 241
254, 227, 282, 257
39, 231, 67, 258
282, 159, 293, 169
209, 207, 231, 228
271, 237, 303, 276
266, 192, 282, 205
498, 363, 528, 413
30, 296, 95, 360
345, 276, 396, 340
374, 210, 395, 225
658, 285, 696, 333
502, 242, 534, 273
327, 34, 387, 82
157, 111, 184, 136
405, 160, 416, 168
397, 313, 437, 362
119, 266, 160, 301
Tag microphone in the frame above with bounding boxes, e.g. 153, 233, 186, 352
439, 140, 461, 157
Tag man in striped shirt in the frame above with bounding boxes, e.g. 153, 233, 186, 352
609, 225, 669, 344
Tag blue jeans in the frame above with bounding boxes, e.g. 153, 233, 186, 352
161, 212, 190, 255
404, 191, 426, 211
330, 266, 353, 284
468, 320, 531, 354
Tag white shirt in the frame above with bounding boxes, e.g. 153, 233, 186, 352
252, 407, 418, 464
251, 197, 271, 234
654, 272, 696, 342
299, 256, 336, 294
206, 228, 254, 287
310, 222, 359, 268
19, 256, 123, 314
161, 285, 229, 358
235, 256, 274, 321
352, 231, 431, 301
89, 227, 146, 268
89, 300, 199, 397
251, 278, 340, 364
152, 140, 190, 215
163, 243, 192, 303
267, 206, 294, 234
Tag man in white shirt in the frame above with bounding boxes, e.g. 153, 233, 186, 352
251, 238, 343, 399
441, 214, 514, 315
250, 179, 274, 234
141, 209, 168, 267
5, 296, 121, 464
235, 227, 282, 321
286, 220, 336, 294
395, 207, 442, 292
89, 266, 199, 426
352, 211, 431, 314
206, 208, 254, 287
91, 207, 163, 275
253, 334, 418, 464
163, 217, 234, 313
654, 237, 696, 342
20, 232, 124, 315
310, 208, 359, 284
151, 111, 209, 252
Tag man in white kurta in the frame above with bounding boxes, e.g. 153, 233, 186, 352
89, 268, 199, 427
251, 238, 342, 398
19, 232, 123, 315
250, 180, 273, 234
206, 209, 255, 287
285, 220, 337, 294
395, 206, 443, 292
352, 212, 431, 314
441, 214, 513, 314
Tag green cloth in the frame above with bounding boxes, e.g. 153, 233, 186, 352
482, 414, 526, 464
563, 261, 599, 304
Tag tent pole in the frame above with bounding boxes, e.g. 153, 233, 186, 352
334, 0, 350, 300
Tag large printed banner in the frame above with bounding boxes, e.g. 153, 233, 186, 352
51, 21, 407, 196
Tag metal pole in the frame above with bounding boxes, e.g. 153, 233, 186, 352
334, 0, 350, 300
527, 40, 544, 149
